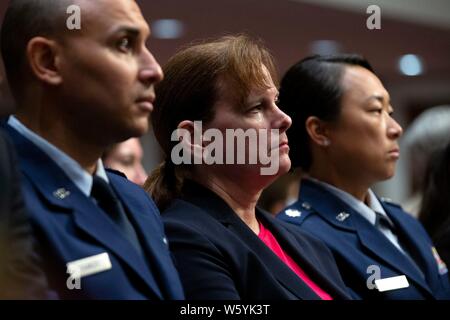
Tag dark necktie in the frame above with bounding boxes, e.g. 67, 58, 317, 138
90, 176, 143, 256
374, 211, 424, 279
374, 211, 396, 231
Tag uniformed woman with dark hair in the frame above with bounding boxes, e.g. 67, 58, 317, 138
277, 54, 450, 299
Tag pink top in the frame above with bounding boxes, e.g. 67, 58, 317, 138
258, 222, 333, 300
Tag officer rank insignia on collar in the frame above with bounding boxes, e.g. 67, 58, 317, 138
285, 209, 302, 218
336, 212, 350, 222
53, 188, 71, 200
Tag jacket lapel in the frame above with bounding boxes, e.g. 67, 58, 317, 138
384, 203, 441, 291
69, 191, 163, 299
109, 173, 183, 299
351, 214, 431, 293
258, 211, 351, 299
226, 213, 322, 299
183, 181, 339, 300
7, 125, 163, 298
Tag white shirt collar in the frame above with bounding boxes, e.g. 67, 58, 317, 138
306, 177, 387, 226
8, 115, 109, 196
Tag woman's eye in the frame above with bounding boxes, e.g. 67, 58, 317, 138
248, 104, 263, 113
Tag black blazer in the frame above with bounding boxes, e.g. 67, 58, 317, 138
0, 129, 51, 299
162, 181, 352, 300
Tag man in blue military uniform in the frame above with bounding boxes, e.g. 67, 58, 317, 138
277, 54, 450, 299
1, 0, 184, 299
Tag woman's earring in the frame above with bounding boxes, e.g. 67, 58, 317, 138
322, 138, 330, 147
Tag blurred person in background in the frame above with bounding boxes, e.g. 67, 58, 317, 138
419, 142, 450, 274
145, 35, 351, 300
402, 105, 450, 217
277, 54, 450, 299
103, 138, 148, 186
258, 170, 301, 215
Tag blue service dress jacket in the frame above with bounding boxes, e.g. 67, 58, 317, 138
162, 180, 352, 300
0, 129, 52, 299
278, 179, 450, 300
3, 124, 184, 299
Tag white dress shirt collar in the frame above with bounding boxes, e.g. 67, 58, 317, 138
8, 115, 109, 197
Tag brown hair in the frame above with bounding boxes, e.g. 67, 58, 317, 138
144, 34, 278, 210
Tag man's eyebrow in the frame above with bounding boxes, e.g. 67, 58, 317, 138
110, 25, 149, 38
367, 94, 390, 105
113, 26, 140, 36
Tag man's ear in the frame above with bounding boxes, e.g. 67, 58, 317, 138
26, 37, 63, 86
305, 116, 331, 147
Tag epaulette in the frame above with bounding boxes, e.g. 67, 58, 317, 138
279, 201, 315, 224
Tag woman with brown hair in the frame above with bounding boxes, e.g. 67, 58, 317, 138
144, 35, 351, 300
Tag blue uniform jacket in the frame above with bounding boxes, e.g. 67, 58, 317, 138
278, 179, 450, 300
3, 124, 184, 299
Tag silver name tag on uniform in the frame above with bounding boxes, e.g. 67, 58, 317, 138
375, 275, 409, 292
67, 252, 112, 278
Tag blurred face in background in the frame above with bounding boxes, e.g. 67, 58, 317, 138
325, 65, 403, 185
103, 138, 147, 185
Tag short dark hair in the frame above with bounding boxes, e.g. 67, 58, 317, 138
0, 0, 70, 98
278, 54, 374, 170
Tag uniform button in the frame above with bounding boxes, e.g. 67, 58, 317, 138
301, 202, 311, 210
